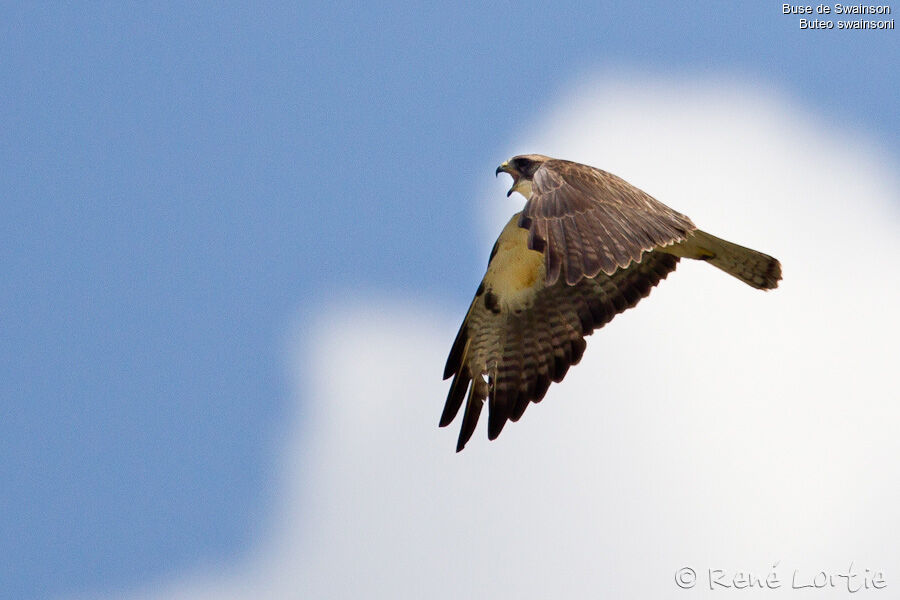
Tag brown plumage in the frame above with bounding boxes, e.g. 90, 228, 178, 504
441, 155, 782, 451
509, 155, 696, 285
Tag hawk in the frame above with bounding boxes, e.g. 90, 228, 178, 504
441, 154, 781, 451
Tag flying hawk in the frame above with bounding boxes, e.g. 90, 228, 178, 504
441, 154, 781, 451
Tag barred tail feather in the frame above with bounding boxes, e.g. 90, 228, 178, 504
668, 230, 782, 290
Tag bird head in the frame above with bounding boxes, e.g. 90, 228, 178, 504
496, 154, 551, 198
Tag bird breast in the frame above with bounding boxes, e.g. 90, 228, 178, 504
482, 214, 545, 311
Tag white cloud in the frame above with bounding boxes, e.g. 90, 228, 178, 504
84, 74, 900, 599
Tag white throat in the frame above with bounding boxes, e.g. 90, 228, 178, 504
512, 178, 533, 199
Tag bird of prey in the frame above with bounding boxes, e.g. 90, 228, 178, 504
441, 154, 781, 451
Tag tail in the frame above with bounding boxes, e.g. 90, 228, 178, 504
666, 230, 782, 290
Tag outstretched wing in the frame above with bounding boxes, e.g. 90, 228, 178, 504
441, 214, 679, 452
518, 159, 696, 286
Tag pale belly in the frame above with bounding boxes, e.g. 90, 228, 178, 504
482, 214, 545, 310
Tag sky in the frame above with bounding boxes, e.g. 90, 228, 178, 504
2, 3, 898, 600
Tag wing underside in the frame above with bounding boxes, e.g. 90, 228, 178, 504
441, 250, 679, 451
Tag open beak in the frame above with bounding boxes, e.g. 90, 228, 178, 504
495, 162, 517, 197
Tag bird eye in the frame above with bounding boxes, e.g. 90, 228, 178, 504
514, 158, 532, 173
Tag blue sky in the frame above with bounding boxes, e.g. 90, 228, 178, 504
2, 3, 898, 599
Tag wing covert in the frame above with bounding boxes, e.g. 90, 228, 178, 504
519, 160, 696, 285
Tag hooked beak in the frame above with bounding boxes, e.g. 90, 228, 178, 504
495, 161, 517, 197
